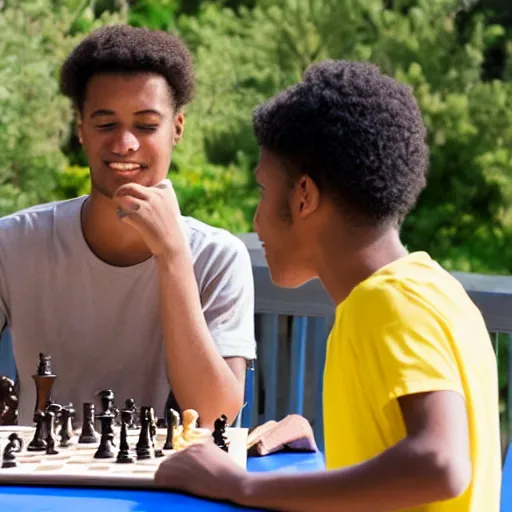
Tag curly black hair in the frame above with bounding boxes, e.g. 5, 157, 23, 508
60, 25, 195, 112
252, 60, 429, 226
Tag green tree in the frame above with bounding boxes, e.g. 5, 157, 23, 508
0, 0, 124, 216
177, 0, 512, 271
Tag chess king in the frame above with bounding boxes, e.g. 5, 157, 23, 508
0, 25, 256, 429
155, 62, 501, 511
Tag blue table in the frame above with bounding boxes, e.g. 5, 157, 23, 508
0, 452, 325, 511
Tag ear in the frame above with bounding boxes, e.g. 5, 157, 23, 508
292, 176, 320, 219
173, 112, 185, 145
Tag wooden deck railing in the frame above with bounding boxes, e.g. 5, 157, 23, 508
1, 233, 512, 454
237, 233, 512, 454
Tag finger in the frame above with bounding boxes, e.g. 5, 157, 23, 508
154, 178, 173, 191
115, 196, 144, 220
115, 182, 151, 200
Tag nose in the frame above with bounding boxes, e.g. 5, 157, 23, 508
110, 130, 140, 155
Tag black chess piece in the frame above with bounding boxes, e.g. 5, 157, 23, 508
27, 409, 47, 451
136, 406, 153, 460
7, 432, 23, 453
45, 410, 59, 455
212, 414, 229, 452
78, 402, 99, 444
98, 390, 115, 415
148, 407, 157, 447
32, 353, 57, 422
0, 376, 19, 426
124, 398, 138, 429
116, 409, 134, 464
94, 414, 116, 459
1, 433, 21, 468
162, 408, 180, 450
59, 403, 75, 447
46, 402, 62, 428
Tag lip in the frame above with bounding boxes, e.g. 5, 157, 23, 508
104, 161, 147, 176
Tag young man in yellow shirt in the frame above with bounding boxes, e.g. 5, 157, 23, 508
155, 60, 501, 511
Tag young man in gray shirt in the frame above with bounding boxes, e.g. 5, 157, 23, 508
0, 25, 256, 428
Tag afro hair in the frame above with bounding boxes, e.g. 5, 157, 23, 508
60, 24, 195, 112
252, 60, 429, 227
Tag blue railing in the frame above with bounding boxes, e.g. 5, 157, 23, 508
2, 233, 512, 456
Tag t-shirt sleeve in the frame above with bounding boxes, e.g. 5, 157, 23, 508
199, 235, 256, 361
348, 281, 465, 409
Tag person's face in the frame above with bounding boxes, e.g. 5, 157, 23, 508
253, 149, 319, 288
78, 72, 184, 199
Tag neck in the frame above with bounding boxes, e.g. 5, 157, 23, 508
314, 222, 408, 306
81, 192, 152, 267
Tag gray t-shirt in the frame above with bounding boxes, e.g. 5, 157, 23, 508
0, 196, 256, 425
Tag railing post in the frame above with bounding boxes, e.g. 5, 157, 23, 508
260, 313, 279, 423
508, 334, 512, 446
288, 316, 308, 415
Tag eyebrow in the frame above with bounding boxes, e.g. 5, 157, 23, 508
90, 109, 163, 119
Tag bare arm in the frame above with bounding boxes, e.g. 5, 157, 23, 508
156, 253, 245, 428
237, 390, 471, 512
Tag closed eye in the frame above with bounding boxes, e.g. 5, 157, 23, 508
96, 123, 116, 130
137, 125, 159, 132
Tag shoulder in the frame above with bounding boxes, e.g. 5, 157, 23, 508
0, 197, 85, 236
342, 253, 473, 332
183, 216, 251, 270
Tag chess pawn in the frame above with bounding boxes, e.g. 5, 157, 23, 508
94, 414, 115, 459
45, 410, 59, 455
163, 408, 180, 450
59, 403, 75, 447
116, 410, 134, 464
1, 434, 21, 468
98, 389, 115, 416
136, 406, 154, 460
27, 409, 47, 451
78, 402, 99, 444
181, 409, 199, 442
124, 398, 138, 429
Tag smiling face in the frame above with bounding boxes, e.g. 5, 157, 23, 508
78, 72, 184, 199
253, 149, 320, 288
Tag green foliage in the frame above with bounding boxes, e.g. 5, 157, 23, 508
0, 0, 125, 216
177, 0, 512, 273
1, 0, 512, 275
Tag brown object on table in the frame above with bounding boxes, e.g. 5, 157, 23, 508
32, 353, 58, 421
0, 375, 19, 426
247, 414, 318, 456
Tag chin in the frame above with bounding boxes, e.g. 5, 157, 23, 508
269, 268, 313, 289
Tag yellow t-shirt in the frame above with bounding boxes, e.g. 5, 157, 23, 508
323, 252, 501, 512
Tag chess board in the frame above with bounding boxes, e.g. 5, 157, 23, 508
0, 425, 247, 489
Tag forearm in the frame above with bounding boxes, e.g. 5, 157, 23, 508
156, 252, 243, 428
237, 436, 470, 512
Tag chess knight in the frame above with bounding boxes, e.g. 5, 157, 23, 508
0, 376, 18, 426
